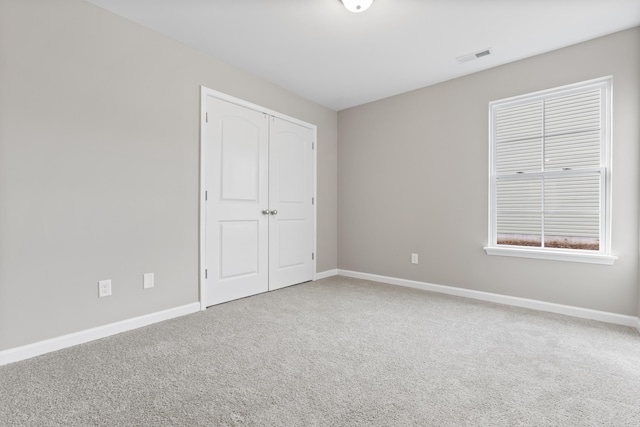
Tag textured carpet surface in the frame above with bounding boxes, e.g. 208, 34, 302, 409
1, 276, 640, 426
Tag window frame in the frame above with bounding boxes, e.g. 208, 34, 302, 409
484, 77, 617, 265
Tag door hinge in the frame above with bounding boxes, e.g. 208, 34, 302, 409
312, 142, 315, 150
206, 112, 208, 123
205, 269, 208, 279
312, 197, 314, 205
205, 191, 208, 201
312, 252, 315, 260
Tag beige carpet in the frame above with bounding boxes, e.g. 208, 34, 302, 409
1, 276, 640, 426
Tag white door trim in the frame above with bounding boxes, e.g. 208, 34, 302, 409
199, 86, 317, 310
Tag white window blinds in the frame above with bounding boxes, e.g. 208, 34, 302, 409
489, 78, 611, 254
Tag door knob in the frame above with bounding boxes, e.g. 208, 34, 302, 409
270, 210, 278, 215
262, 209, 270, 215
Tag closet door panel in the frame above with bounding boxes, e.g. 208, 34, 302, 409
268, 117, 314, 290
205, 96, 269, 306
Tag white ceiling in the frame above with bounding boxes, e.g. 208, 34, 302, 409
87, 0, 640, 111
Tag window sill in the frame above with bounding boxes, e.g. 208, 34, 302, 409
483, 246, 617, 265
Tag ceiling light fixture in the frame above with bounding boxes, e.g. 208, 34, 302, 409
341, 0, 373, 13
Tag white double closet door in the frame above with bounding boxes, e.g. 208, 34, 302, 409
204, 94, 315, 306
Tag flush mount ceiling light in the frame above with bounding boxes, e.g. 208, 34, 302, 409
341, 0, 373, 13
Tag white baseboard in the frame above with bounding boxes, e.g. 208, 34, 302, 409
0, 302, 200, 367
315, 269, 339, 280
338, 269, 639, 328
3, 274, 636, 366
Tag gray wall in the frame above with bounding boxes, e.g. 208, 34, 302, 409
338, 27, 640, 316
0, 0, 338, 350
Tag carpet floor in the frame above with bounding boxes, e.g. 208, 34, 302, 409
1, 276, 639, 426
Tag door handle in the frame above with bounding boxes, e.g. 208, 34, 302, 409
270, 210, 278, 215
262, 209, 270, 215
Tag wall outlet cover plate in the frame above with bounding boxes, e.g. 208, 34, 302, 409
143, 273, 154, 289
98, 280, 112, 297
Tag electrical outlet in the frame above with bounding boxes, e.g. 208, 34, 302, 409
411, 253, 419, 264
98, 280, 112, 297
143, 273, 154, 289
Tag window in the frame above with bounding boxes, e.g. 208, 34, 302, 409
485, 77, 616, 265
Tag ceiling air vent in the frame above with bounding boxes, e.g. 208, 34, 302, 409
456, 47, 493, 64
